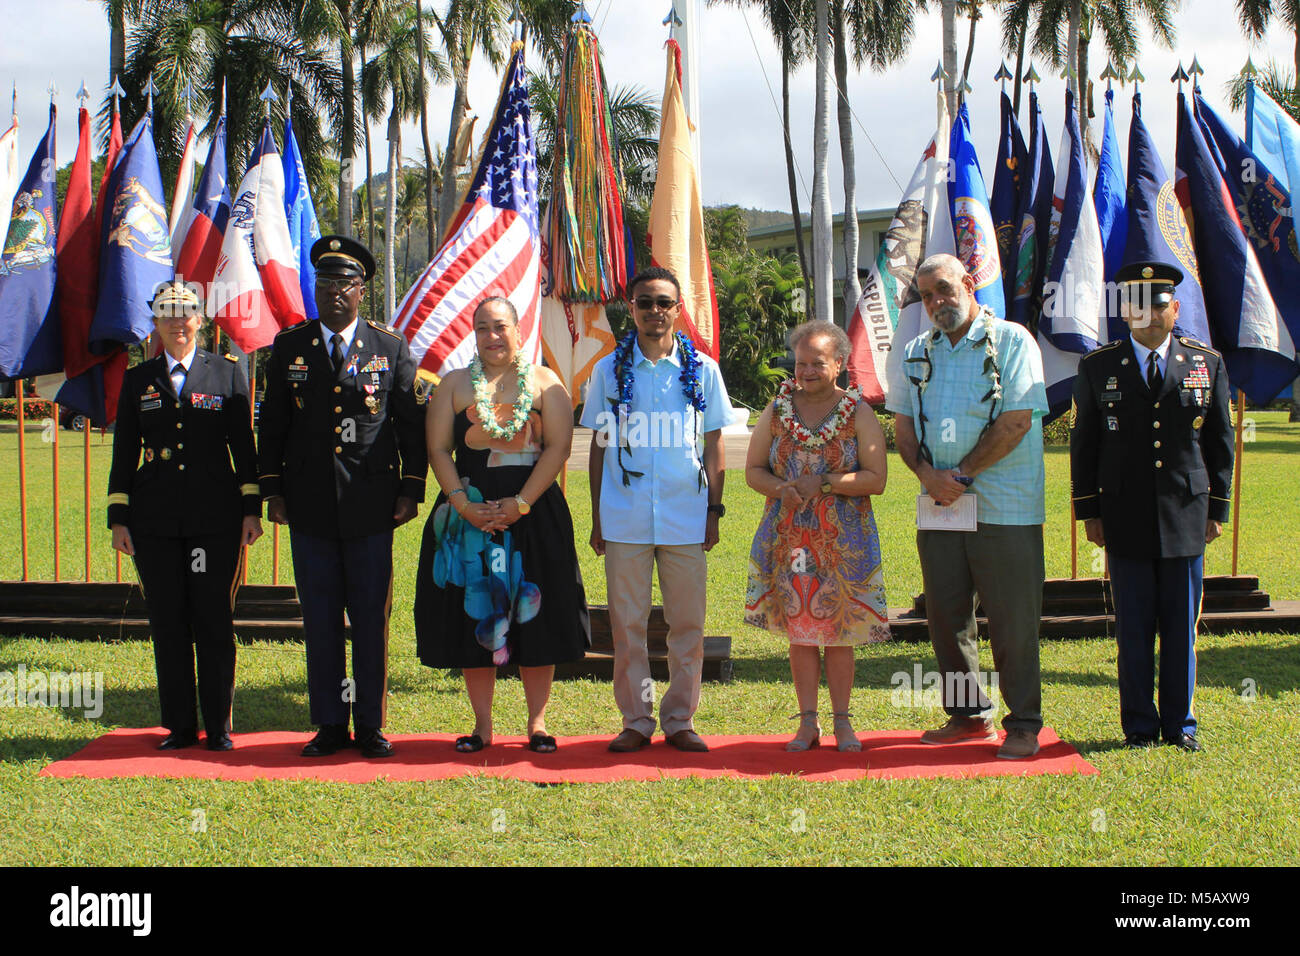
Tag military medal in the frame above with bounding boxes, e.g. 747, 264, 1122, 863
346, 354, 360, 377
1106, 416, 1118, 431
365, 394, 379, 414
191, 392, 223, 410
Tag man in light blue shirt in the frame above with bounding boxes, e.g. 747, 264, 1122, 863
581, 266, 731, 753
888, 253, 1049, 759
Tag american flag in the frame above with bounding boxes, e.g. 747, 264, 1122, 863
393, 46, 541, 376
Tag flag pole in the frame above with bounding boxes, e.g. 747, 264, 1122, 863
83, 425, 91, 582
16, 381, 30, 580
52, 400, 60, 581
1232, 389, 1244, 575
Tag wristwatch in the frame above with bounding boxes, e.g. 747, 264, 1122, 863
514, 494, 531, 515
820, 478, 833, 494
707, 503, 726, 518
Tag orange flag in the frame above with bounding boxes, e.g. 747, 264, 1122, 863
647, 39, 719, 359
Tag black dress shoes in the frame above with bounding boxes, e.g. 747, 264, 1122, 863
1166, 733, 1202, 752
355, 728, 394, 759
302, 724, 352, 757
1123, 733, 1158, 749
158, 730, 199, 750
206, 732, 234, 752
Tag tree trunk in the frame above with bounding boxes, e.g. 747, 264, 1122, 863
832, 2, 860, 321
782, 38, 810, 303
1067, 0, 1081, 98
959, 3, 980, 107
363, 58, 377, 324
414, 0, 437, 259
812, 0, 833, 324
338, 11, 356, 238
109, 7, 126, 84
1012, 11, 1026, 115
1078, 35, 1096, 160
942, 1, 959, 118
438, 60, 468, 237
385, 108, 400, 322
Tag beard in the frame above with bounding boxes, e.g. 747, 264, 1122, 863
932, 304, 966, 332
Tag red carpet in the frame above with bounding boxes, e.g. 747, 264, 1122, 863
39, 727, 1097, 783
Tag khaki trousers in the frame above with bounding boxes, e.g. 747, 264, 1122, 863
604, 541, 706, 737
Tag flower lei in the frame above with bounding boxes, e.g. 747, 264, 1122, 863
609, 329, 708, 487
903, 305, 1003, 465
774, 377, 861, 448
470, 353, 534, 441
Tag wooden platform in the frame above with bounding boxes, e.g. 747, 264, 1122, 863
0, 583, 735, 682
886, 575, 1300, 641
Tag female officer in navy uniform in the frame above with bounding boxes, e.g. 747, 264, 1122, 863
108, 281, 263, 751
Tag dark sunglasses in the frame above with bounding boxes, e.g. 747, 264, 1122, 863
634, 295, 679, 311
316, 276, 361, 292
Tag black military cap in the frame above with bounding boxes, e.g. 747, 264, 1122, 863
311, 235, 376, 281
1116, 260, 1182, 307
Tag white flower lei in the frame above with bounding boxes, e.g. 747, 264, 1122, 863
470, 353, 534, 441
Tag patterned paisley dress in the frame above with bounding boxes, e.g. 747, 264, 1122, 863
744, 389, 890, 646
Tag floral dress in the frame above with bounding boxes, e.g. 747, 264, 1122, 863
744, 387, 890, 646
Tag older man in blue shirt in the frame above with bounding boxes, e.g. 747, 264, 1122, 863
888, 253, 1049, 759
582, 266, 731, 753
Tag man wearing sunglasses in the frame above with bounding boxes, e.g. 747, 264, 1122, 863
581, 266, 732, 753
258, 235, 428, 759
1070, 259, 1233, 752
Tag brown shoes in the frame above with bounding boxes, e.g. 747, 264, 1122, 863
996, 728, 1041, 760
664, 729, 709, 753
607, 728, 652, 752
919, 715, 999, 745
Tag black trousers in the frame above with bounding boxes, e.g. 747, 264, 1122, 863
132, 529, 243, 736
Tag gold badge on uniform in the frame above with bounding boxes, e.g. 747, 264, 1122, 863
365, 394, 379, 414
160, 447, 172, 460
1193, 415, 1204, 430
144, 448, 154, 462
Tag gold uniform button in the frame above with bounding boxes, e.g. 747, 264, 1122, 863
1155, 460, 1163, 469
175, 402, 181, 410
178, 464, 186, 471
334, 386, 341, 394
1153, 421, 1161, 429
1153, 402, 1160, 409
334, 406, 342, 413
1153, 441, 1161, 449
177, 443, 184, 450
335, 446, 342, 454
334, 426, 342, 434
176, 422, 183, 429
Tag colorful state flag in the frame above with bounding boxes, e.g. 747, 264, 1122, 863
169, 113, 198, 265
1246, 82, 1300, 193
1095, 87, 1127, 293
1178, 88, 1297, 399
1036, 88, 1106, 419
0, 103, 59, 380
1179, 89, 1298, 402
990, 91, 1028, 317
208, 118, 306, 352
90, 110, 173, 353
1122, 90, 1211, 346
283, 108, 320, 320
540, 296, 616, 408
647, 38, 718, 358
173, 115, 230, 296
0, 115, 20, 256
948, 101, 1004, 313
393, 46, 542, 377
1009, 91, 1054, 328
848, 86, 954, 405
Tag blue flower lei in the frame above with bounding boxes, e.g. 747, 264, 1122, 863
609, 329, 708, 488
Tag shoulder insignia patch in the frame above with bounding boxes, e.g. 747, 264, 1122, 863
366, 320, 401, 339
223, 353, 238, 362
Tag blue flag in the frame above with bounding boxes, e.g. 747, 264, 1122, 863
1121, 91, 1212, 347
1176, 89, 1299, 403
1009, 91, 1054, 328
1246, 82, 1300, 193
0, 103, 59, 379
990, 91, 1028, 317
1094, 88, 1127, 293
89, 111, 173, 353
948, 102, 1005, 312
283, 110, 320, 320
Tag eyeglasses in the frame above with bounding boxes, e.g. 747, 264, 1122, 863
633, 295, 679, 311
316, 276, 361, 292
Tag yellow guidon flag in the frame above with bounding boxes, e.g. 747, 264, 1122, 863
647, 38, 719, 360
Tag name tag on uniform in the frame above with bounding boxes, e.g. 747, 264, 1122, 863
288, 363, 309, 381
916, 493, 977, 531
139, 395, 162, 411
190, 392, 223, 410
1101, 390, 1122, 402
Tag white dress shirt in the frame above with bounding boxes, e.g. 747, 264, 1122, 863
164, 345, 197, 396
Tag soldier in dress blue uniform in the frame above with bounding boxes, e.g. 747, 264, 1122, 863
258, 236, 427, 758
1070, 261, 1234, 751
108, 281, 264, 751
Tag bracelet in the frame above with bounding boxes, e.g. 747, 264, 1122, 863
447, 488, 466, 497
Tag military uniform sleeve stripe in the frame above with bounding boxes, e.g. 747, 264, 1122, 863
240, 483, 260, 496
108, 493, 130, 506
1211, 495, 1231, 503
1071, 494, 1098, 502
260, 473, 280, 480
402, 474, 426, 482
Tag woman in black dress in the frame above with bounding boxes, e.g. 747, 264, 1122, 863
107, 281, 263, 751
414, 296, 589, 752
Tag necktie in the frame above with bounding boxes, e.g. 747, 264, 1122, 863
171, 362, 185, 394
1146, 351, 1162, 393
330, 334, 344, 373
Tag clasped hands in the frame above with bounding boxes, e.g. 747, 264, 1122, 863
456, 496, 522, 533
918, 463, 968, 507
777, 473, 826, 509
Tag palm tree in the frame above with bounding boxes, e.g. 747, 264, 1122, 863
1236, 1, 1300, 77
362, 3, 447, 319
708, 0, 813, 299
102, 0, 147, 88
811, 0, 833, 322
396, 166, 428, 286
429, 0, 510, 236
116, 0, 344, 199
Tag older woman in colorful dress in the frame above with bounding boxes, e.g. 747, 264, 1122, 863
107, 281, 263, 751
413, 297, 590, 753
744, 320, 889, 752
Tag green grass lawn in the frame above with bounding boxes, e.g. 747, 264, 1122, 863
0, 413, 1297, 865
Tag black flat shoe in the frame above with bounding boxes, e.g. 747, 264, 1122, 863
158, 730, 199, 750
302, 725, 351, 757
205, 732, 234, 752
527, 733, 557, 753
1166, 733, 1202, 752
454, 734, 486, 753
355, 728, 394, 759
1123, 733, 1158, 749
